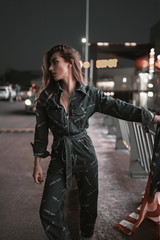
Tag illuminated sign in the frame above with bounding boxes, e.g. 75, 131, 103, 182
149, 48, 155, 74
155, 55, 160, 71
82, 59, 118, 69
82, 61, 90, 68
96, 59, 118, 68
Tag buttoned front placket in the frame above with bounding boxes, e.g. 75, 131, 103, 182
63, 96, 72, 188
57, 89, 74, 188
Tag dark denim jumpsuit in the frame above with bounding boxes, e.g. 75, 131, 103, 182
32, 81, 153, 240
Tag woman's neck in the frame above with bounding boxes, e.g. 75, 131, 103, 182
60, 77, 76, 97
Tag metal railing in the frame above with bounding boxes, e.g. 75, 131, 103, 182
131, 122, 155, 173
104, 115, 156, 177
119, 119, 155, 177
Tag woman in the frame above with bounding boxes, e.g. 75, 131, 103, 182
32, 45, 160, 240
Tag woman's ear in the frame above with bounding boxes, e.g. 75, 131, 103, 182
70, 59, 74, 66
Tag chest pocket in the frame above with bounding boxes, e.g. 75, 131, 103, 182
46, 105, 65, 127
71, 107, 87, 129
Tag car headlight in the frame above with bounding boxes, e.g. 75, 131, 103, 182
27, 90, 32, 97
25, 99, 32, 106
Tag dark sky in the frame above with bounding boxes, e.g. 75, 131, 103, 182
1, 0, 160, 74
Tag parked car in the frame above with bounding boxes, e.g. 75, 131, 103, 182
0, 86, 16, 100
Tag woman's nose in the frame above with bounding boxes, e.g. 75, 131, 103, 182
49, 64, 54, 71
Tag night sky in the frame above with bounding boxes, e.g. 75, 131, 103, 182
1, 0, 160, 74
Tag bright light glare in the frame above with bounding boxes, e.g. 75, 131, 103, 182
148, 73, 154, 80
131, 42, 137, 46
97, 42, 103, 46
103, 42, 109, 46
104, 92, 115, 96
97, 42, 109, 46
27, 90, 32, 97
97, 81, 115, 89
149, 59, 154, 64
138, 73, 149, 83
148, 83, 153, 88
25, 99, 32, 106
140, 92, 147, 97
124, 42, 130, 46
81, 38, 86, 43
122, 77, 127, 83
150, 48, 155, 54
124, 42, 137, 47
148, 91, 154, 97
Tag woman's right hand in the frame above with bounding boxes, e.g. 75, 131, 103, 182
33, 157, 43, 184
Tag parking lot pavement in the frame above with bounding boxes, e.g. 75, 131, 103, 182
0, 113, 156, 240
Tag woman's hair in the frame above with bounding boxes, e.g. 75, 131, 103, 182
36, 45, 84, 100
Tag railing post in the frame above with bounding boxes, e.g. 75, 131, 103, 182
113, 118, 127, 150
103, 115, 115, 135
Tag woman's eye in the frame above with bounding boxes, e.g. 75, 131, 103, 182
53, 60, 58, 65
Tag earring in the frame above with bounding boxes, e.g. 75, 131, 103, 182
68, 65, 70, 68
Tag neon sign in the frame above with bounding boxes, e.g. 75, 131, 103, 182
96, 59, 118, 68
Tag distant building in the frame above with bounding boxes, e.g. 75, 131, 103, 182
87, 20, 160, 112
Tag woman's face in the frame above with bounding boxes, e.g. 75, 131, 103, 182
48, 52, 70, 81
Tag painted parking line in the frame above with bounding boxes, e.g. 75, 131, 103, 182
0, 128, 35, 133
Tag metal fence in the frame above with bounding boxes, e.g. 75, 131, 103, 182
104, 116, 156, 177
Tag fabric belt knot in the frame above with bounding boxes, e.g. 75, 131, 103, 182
54, 130, 87, 188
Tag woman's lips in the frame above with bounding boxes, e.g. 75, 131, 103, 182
51, 72, 56, 76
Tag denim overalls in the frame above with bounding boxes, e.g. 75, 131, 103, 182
32, 81, 153, 240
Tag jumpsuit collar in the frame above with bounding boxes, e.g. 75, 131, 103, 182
56, 80, 88, 96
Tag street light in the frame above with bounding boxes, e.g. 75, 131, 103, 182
84, 0, 89, 85
81, 38, 86, 43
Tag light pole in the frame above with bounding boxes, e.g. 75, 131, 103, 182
81, 37, 86, 61
84, 0, 89, 85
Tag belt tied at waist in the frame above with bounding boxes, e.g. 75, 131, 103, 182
53, 130, 87, 188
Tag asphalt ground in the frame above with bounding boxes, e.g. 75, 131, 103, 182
0, 101, 156, 240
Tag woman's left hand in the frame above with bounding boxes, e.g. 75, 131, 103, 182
152, 114, 160, 124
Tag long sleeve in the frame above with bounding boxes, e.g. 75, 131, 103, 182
31, 96, 50, 158
95, 89, 153, 128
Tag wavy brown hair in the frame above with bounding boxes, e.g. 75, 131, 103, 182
36, 45, 84, 100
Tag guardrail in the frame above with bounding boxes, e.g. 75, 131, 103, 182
104, 115, 156, 177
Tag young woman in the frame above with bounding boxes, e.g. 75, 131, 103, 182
32, 45, 160, 240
